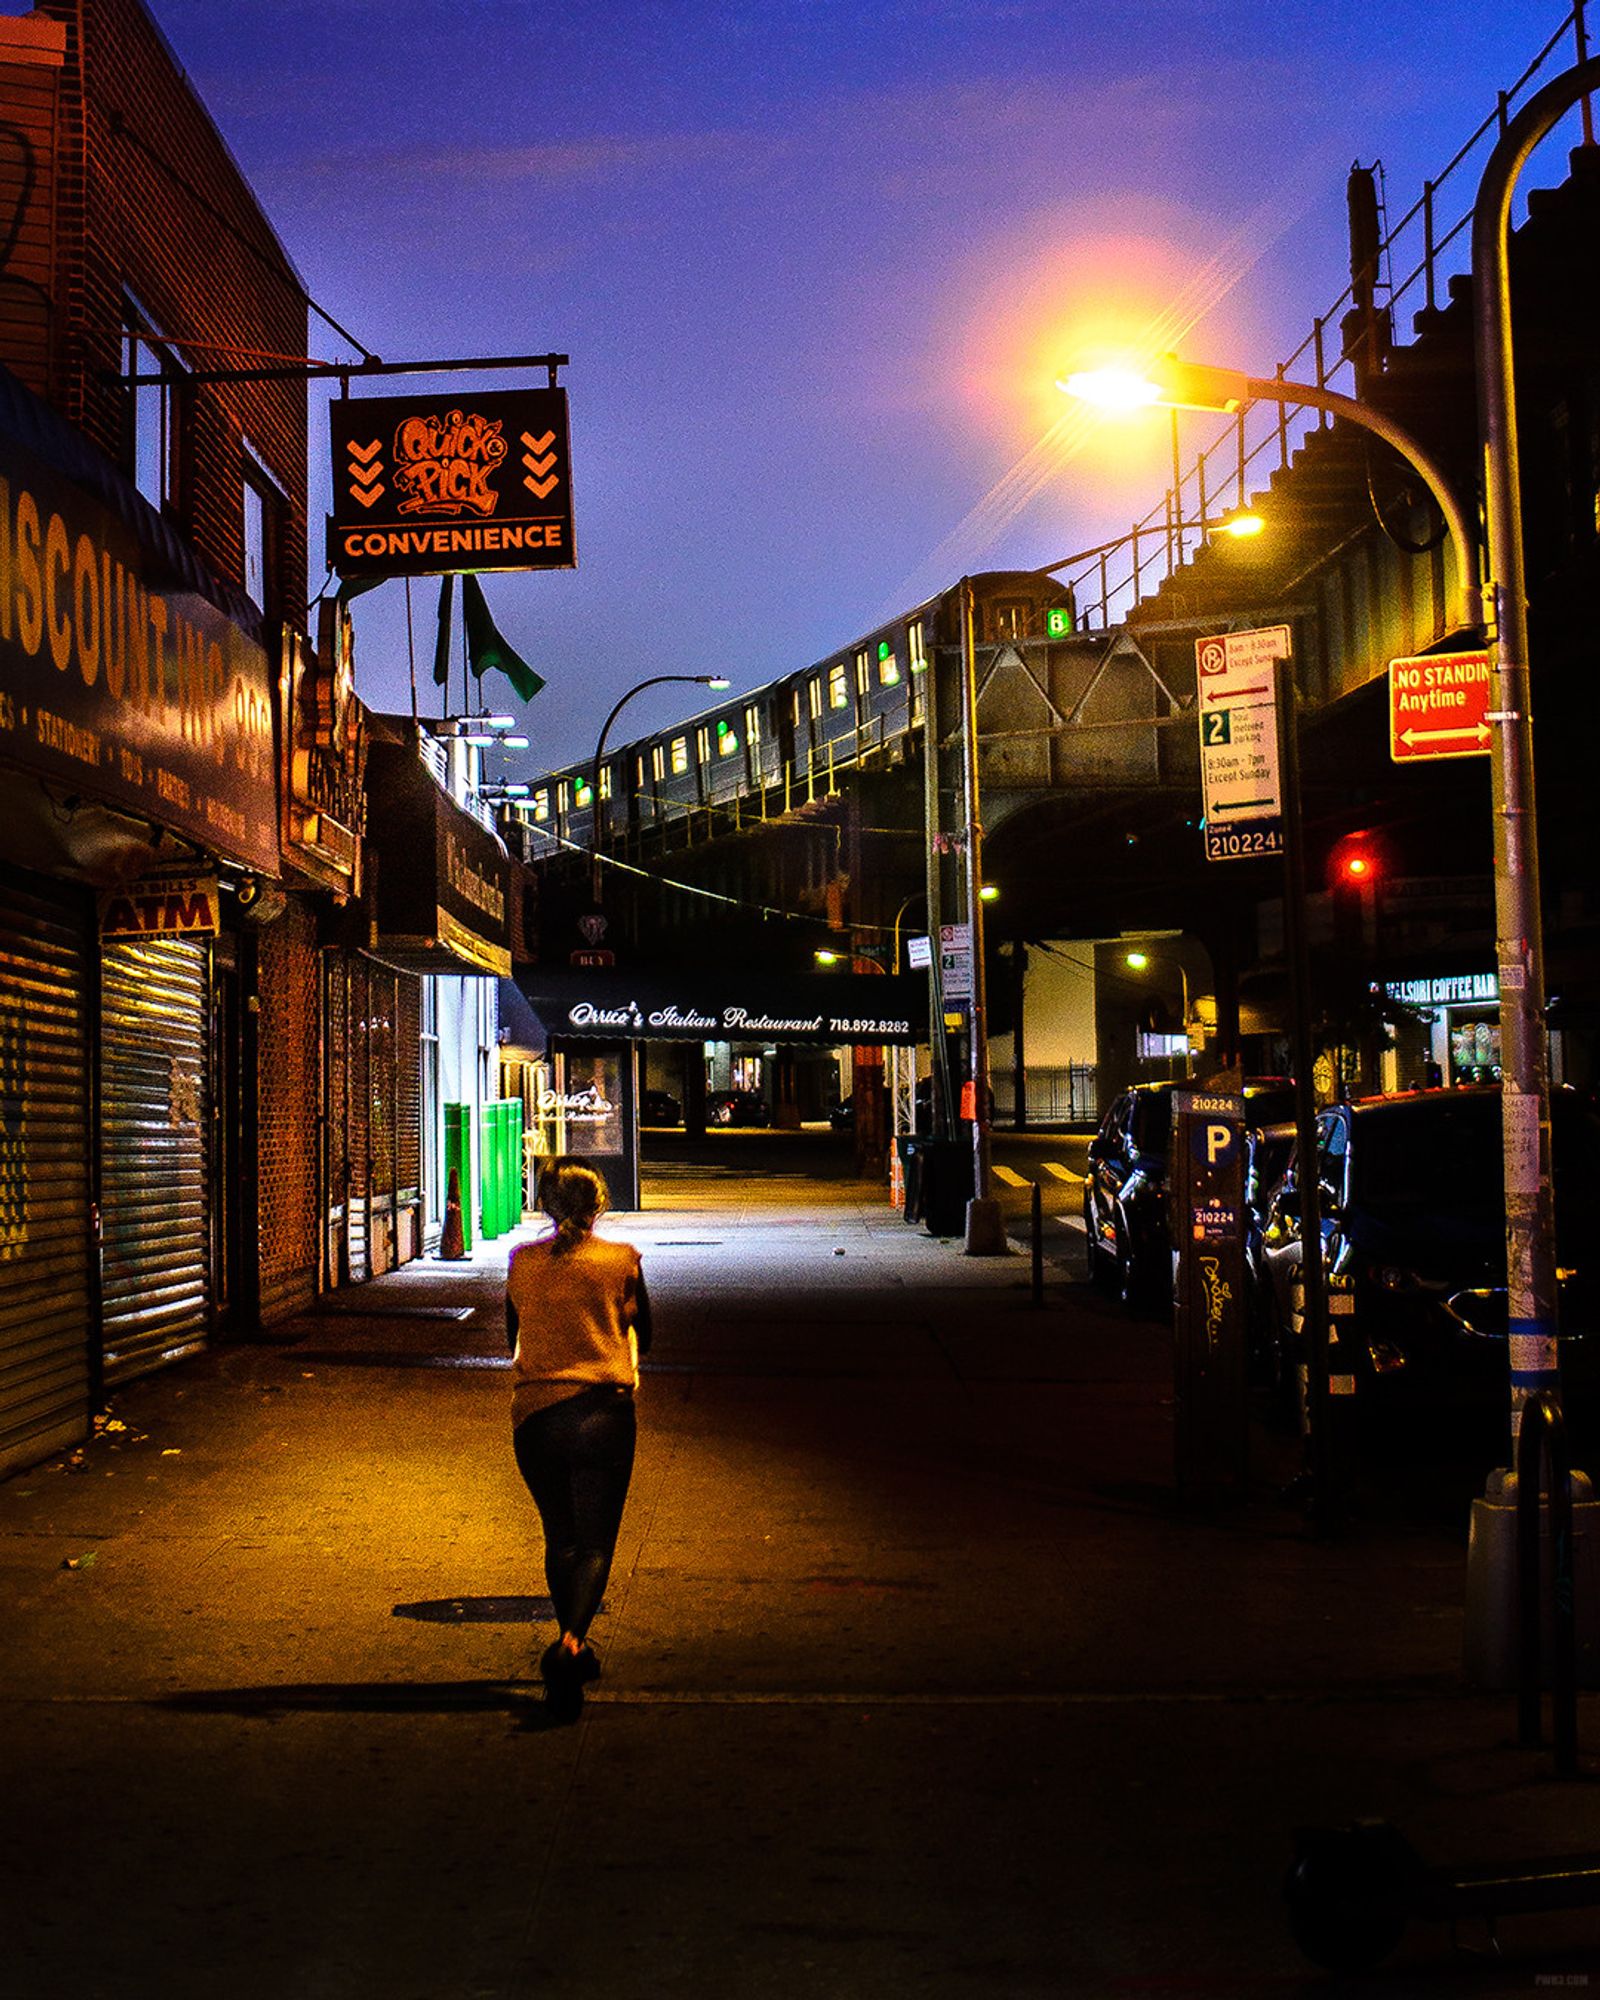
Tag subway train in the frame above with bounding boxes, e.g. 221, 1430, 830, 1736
518, 569, 1076, 855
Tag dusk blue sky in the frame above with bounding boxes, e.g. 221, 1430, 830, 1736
154, 0, 1574, 777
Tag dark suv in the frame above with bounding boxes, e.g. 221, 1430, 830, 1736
1085, 1078, 1297, 1309
1257, 1086, 1599, 1400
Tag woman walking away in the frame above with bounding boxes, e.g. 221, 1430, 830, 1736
507, 1158, 650, 1716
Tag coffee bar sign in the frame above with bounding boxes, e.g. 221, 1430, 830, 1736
522, 971, 926, 1045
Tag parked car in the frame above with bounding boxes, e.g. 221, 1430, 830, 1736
1085, 1076, 1299, 1309
828, 1096, 854, 1131
709, 1089, 770, 1127
641, 1088, 682, 1127
1256, 1086, 1600, 1404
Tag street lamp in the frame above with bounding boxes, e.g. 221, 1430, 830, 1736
1124, 948, 1191, 1075
589, 674, 732, 900
1062, 357, 1481, 632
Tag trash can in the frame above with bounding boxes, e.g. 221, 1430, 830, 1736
919, 1137, 973, 1239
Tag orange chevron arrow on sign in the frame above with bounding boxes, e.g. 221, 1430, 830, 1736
521, 430, 556, 454
524, 474, 559, 499
350, 482, 385, 508
522, 450, 557, 477
349, 460, 384, 486
347, 438, 383, 463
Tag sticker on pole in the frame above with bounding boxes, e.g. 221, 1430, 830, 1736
1388, 650, 1490, 761
1195, 626, 1288, 861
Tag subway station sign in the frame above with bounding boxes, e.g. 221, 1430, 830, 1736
326, 388, 575, 579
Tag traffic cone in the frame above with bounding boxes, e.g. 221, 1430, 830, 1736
440, 1165, 466, 1261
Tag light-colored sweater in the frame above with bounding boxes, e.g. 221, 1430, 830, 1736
506, 1231, 645, 1427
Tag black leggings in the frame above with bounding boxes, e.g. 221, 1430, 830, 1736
513, 1386, 637, 1641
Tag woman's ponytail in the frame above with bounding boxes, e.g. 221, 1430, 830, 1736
537, 1158, 608, 1255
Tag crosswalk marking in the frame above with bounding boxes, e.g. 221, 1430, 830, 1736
991, 1164, 1031, 1188
1042, 1162, 1083, 1185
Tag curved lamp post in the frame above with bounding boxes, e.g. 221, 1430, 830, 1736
1062, 359, 1481, 632
589, 673, 730, 900
1471, 54, 1600, 1448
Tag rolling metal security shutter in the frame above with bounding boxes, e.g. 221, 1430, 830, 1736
100, 937, 210, 1383
0, 870, 91, 1476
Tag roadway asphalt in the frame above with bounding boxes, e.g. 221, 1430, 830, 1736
2, 1131, 1597, 1998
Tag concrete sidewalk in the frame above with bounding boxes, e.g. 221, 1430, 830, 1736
2, 1178, 1597, 1998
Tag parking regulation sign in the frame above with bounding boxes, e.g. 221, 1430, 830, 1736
1195, 626, 1289, 862
1388, 649, 1490, 761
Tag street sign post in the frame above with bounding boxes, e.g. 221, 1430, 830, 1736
939, 922, 972, 1002
1388, 649, 1491, 761
1195, 626, 1289, 861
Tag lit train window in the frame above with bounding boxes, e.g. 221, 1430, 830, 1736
910, 679, 926, 727
828, 662, 849, 709
908, 622, 927, 673
651, 744, 665, 783
854, 649, 870, 696
635, 754, 645, 787
695, 725, 711, 764
744, 703, 762, 747
807, 677, 823, 719
994, 601, 1028, 638
717, 720, 739, 756
532, 789, 550, 822
671, 737, 689, 774
599, 765, 613, 800
877, 640, 899, 687
791, 688, 803, 728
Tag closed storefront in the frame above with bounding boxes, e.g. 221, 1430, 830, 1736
322, 950, 421, 1288
0, 867, 92, 1476
99, 936, 210, 1384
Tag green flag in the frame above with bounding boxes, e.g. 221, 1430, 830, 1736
432, 574, 455, 687
462, 574, 544, 702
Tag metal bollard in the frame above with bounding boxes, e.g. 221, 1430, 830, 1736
1030, 1181, 1044, 1307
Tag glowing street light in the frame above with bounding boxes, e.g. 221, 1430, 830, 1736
1061, 353, 1481, 629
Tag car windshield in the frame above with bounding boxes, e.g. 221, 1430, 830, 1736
1129, 1088, 1174, 1155
1350, 1095, 1501, 1214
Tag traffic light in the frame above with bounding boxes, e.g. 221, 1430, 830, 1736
1328, 830, 1383, 892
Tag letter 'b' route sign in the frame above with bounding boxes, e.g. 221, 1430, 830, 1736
1388, 649, 1490, 761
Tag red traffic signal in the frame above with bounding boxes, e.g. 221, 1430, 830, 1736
1328, 831, 1383, 891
